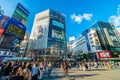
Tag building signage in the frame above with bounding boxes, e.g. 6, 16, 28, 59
0, 28, 4, 37
96, 50, 112, 58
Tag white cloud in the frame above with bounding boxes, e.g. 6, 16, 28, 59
108, 4, 120, 27
69, 36, 76, 41
71, 13, 93, 24
83, 13, 93, 20
71, 13, 83, 24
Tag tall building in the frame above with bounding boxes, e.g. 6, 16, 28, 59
0, 3, 29, 57
29, 9, 66, 61
69, 21, 120, 59
70, 35, 89, 54
87, 28, 102, 53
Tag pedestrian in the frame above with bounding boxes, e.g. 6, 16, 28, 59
62, 61, 69, 77
31, 62, 38, 80
47, 61, 52, 78
1, 62, 12, 80
23, 63, 31, 80
38, 61, 44, 79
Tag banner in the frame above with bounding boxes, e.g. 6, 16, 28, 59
96, 50, 112, 58
0, 28, 4, 37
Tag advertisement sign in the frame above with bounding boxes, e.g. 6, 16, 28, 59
0, 15, 10, 28
5, 18, 26, 39
52, 29, 64, 40
12, 3, 29, 25
0, 51, 17, 56
96, 50, 112, 58
52, 20, 64, 29
0, 28, 4, 37
32, 25, 44, 39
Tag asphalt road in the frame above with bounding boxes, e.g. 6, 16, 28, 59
46, 68, 120, 80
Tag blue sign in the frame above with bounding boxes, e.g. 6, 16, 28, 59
17, 3, 30, 16
9, 18, 26, 30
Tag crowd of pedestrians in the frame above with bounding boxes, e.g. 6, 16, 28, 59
64, 60, 120, 71
0, 60, 50, 80
0, 60, 120, 80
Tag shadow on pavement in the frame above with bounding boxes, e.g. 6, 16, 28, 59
50, 74, 99, 80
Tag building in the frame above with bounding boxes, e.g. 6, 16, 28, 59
29, 9, 66, 61
87, 28, 102, 53
0, 3, 29, 57
69, 21, 120, 59
91, 22, 120, 54
19, 32, 29, 57
70, 35, 89, 54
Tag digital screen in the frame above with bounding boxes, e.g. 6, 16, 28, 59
52, 29, 64, 40
52, 20, 64, 29
5, 24, 25, 39
12, 7, 28, 25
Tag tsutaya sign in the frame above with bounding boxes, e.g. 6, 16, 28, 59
96, 50, 112, 58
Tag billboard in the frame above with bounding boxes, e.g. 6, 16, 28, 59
0, 28, 4, 37
0, 15, 10, 28
12, 3, 29, 26
52, 20, 64, 29
96, 50, 112, 58
5, 18, 26, 39
0, 35, 20, 52
52, 29, 64, 40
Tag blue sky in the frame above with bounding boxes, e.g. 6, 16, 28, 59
0, 0, 120, 42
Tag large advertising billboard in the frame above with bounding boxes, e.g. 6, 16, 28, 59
0, 35, 20, 52
96, 50, 112, 58
52, 29, 64, 40
5, 18, 26, 39
52, 20, 64, 29
12, 3, 29, 26
33, 25, 44, 39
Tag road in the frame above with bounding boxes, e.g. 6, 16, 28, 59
46, 68, 120, 80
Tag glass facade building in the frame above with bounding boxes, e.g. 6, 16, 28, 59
91, 22, 120, 57
29, 9, 66, 60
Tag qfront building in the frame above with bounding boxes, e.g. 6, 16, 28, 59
29, 9, 66, 61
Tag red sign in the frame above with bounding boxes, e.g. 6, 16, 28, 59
96, 50, 112, 58
0, 28, 4, 37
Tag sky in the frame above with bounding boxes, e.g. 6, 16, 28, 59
0, 0, 120, 42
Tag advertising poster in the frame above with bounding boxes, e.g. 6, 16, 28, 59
96, 50, 112, 58
52, 29, 64, 40
0, 28, 4, 37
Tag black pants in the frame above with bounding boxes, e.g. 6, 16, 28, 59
32, 74, 38, 80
